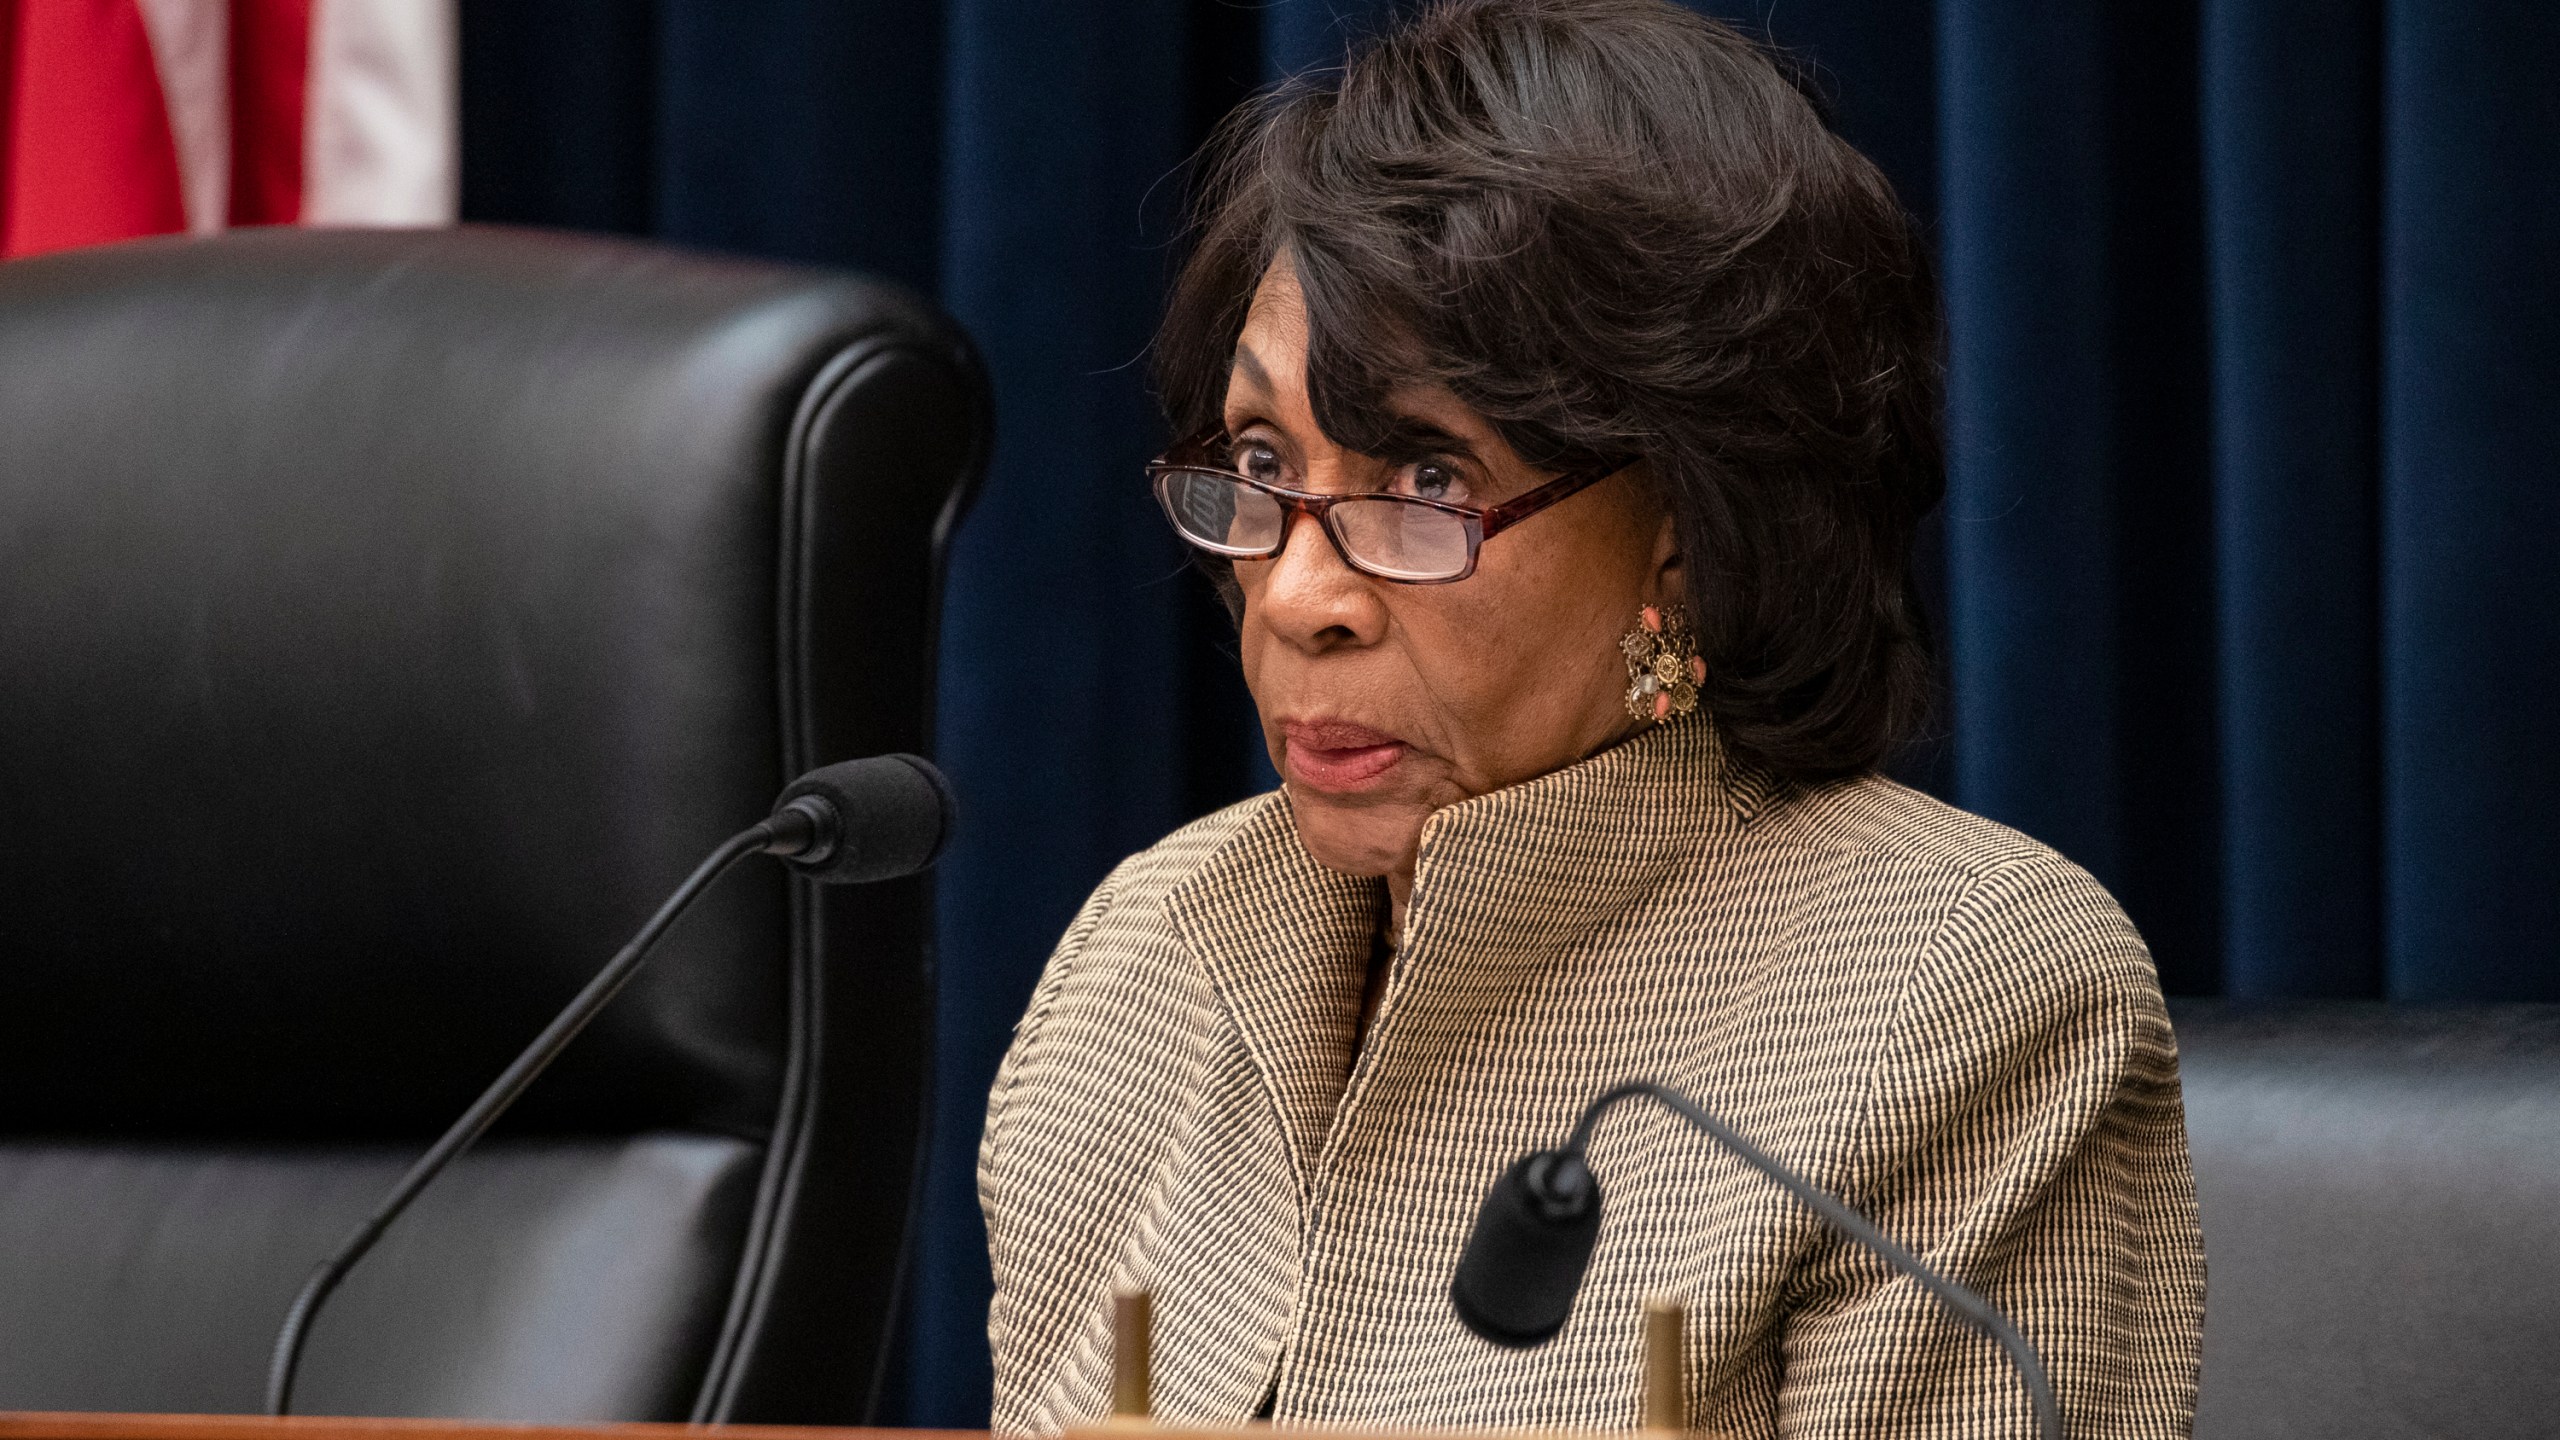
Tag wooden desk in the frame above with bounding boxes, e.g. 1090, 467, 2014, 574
0, 1414, 1610, 1440
0, 1417, 983, 1440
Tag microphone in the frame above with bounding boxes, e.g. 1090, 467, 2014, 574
264, 754, 954, 1416
763, 752, 956, 883
1450, 1080, 2060, 1440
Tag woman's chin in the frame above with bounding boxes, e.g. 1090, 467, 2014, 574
1284, 789, 1430, 880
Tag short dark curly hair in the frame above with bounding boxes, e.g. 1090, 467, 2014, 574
1155, 0, 1944, 781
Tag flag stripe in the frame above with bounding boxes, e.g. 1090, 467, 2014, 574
0, 0, 453, 257
230, 0, 313, 225
304, 0, 456, 226
2, 0, 188, 258
135, 0, 231, 235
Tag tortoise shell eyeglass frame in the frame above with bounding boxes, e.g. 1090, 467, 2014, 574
1145, 425, 1639, 585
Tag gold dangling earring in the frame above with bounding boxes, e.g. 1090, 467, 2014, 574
1620, 604, 1704, 724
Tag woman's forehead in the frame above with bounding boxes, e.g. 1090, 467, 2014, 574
1227, 341, 1479, 438
1228, 249, 1502, 460
1241, 253, 1307, 343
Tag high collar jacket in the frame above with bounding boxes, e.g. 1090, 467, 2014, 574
978, 718, 2203, 1438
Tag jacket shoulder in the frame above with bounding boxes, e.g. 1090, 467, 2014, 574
978, 792, 1280, 1197
1766, 774, 2156, 1003
1768, 772, 2084, 884
1087, 788, 1285, 915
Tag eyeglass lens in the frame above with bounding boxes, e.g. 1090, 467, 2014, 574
1328, 495, 1473, 581
1157, 469, 1285, 554
1154, 470, 1475, 582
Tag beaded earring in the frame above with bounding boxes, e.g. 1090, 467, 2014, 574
1620, 604, 1704, 723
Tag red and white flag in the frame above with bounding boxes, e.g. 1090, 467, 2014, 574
0, 0, 457, 259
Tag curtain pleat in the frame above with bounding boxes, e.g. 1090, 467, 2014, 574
1938, 0, 2123, 892
2378, 2, 2560, 1000
652, 0, 944, 293
2201, 0, 2383, 998
916, 0, 1201, 1415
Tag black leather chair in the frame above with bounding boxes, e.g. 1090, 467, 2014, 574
2175, 1002, 2560, 1440
0, 227, 987, 1423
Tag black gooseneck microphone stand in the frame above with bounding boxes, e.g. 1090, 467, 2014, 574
1454, 1080, 2061, 1440
264, 753, 948, 1416
263, 825, 773, 1415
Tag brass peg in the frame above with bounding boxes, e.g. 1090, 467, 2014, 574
1110, 1287, 1153, 1423
1642, 1295, 1686, 1435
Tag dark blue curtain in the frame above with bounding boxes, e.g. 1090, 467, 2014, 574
458, 0, 2559, 1423
1936, 0, 2560, 1003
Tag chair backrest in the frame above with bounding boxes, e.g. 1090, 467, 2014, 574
0, 226, 987, 1423
2175, 1001, 2560, 1440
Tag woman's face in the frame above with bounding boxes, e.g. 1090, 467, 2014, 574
1227, 256, 1681, 893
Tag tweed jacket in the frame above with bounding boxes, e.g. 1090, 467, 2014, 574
978, 717, 2204, 1438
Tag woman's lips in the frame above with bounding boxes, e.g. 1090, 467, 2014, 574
1280, 719, 1409, 793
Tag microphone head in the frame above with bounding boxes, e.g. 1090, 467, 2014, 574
772, 753, 956, 884
1450, 1149, 1604, 1348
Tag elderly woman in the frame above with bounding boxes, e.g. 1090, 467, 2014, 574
978, 1, 2203, 1435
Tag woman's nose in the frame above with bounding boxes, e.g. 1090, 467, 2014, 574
1254, 510, 1384, 649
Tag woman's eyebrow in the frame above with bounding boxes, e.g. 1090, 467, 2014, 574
1369, 412, 1482, 463
1227, 344, 1275, 398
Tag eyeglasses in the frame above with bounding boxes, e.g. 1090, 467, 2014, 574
1146, 427, 1634, 584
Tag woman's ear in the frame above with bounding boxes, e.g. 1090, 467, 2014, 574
1648, 508, 1684, 608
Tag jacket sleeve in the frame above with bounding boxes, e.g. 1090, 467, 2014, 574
976, 864, 1134, 1437
978, 865, 1124, 1263
1770, 853, 2205, 1440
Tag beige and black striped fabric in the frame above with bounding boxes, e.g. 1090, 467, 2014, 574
978, 716, 2203, 1438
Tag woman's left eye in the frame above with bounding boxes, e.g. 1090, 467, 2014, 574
1395, 461, 1467, 503
1235, 443, 1286, 484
